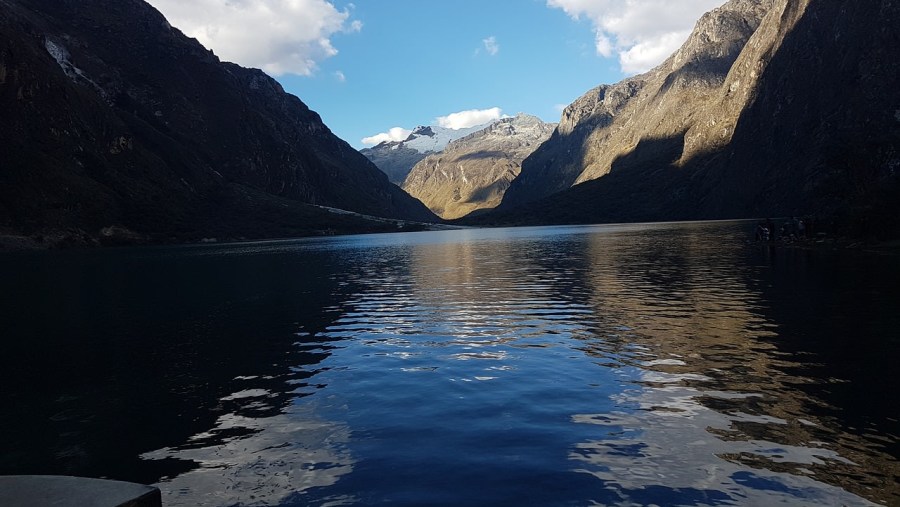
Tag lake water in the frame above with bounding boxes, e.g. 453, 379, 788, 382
1, 221, 898, 506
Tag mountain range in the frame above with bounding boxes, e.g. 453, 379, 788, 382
0, 0, 436, 247
1, 0, 897, 247
360, 124, 487, 185
402, 114, 555, 219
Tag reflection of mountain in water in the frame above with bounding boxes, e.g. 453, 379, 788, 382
567, 225, 897, 505
311, 223, 897, 505
2, 224, 897, 505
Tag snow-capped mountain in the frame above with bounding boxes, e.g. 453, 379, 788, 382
400, 124, 488, 153
402, 114, 556, 220
360, 123, 488, 184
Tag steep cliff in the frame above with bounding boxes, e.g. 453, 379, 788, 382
0, 0, 436, 246
500, 79, 646, 209
402, 114, 555, 219
502, 0, 772, 209
488, 0, 899, 234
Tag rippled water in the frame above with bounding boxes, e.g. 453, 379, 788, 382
1, 222, 898, 506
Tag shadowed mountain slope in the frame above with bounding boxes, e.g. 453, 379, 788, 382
0, 0, 436, 246
482, 0, 898, 235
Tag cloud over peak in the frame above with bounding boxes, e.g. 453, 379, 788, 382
436, 107, 504, 130
361, 108, 505, 146
361, 127, 414, 146
547, 0, 725, 74
145, 0, 360, 76
483, 36, 500, 56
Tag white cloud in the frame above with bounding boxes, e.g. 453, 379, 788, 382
334, 70, 346, 83
145, 0, 359, 76
547, 0, 726, 74
436, 107, 504, 130
594, 34, 613, 58
483, 36, 500, 56
362, 108, 505, 146
619, 31, 692, 75
347, 20, 364, 33
361, 127, 413, 146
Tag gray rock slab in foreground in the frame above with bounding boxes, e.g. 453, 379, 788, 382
0, 475, 161, 507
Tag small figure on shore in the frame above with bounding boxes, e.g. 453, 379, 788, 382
782, 218, 797, 241
755, 221, 770, 242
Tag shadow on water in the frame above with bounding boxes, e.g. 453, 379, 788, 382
1, 223, 898, 506
0, 241, 362, 494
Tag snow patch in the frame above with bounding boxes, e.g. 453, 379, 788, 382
403, 123, 490, 154
44, 39, 70, 68
44, 38, 107, 99
364, 122, 496, 154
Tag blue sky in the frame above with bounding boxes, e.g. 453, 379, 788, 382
145, 0, 725, 148
281, 0, 620, 148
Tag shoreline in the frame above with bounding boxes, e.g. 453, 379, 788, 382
0, 222, 464, 253
5, 222, 898, 255
748, 235, 900, 256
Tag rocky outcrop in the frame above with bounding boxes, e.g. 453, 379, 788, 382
0, 0, 436, 245
360, 124, 487, 184
502, 0, 772, 209
401, 114, 555, 219
501, 79, 645, 208
486, 0, 899, 233
361, 144, 429, 185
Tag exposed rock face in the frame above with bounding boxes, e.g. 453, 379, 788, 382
360, 124, 487, 184
501, 79, 645, 208
0, 0, 436, 245
401, 114, 556, 219
489, 0, 899, 232
360, 144, 428, 185
502, 0, 772, 209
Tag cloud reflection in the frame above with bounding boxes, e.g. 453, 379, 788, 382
143, 392, 355, 506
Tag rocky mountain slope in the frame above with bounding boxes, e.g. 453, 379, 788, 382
360, 124, 486, 184
488, 0, 899, 233
402, 114, 555, 219
0, 0, 436, 246
501, 0, 772, 209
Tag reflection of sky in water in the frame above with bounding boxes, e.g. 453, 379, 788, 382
128, 222, 899, 505
571, 383, 876, 506
143, 389, 356, 507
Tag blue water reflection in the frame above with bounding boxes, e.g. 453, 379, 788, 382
1, 221, 897, 506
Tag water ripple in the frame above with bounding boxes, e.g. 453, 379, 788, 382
4, 222, 896, 506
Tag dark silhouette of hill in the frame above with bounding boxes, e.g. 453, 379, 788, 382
0, 0, 436, 246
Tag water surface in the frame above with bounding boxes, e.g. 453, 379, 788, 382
1, 222, 898, 506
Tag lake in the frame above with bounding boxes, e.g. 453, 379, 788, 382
1, 221, 898, 506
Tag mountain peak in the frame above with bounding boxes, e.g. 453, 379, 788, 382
360, 122, 492, 183
486, 0, 899, 232
410, 126, 436, 138
401, 115, 556, 219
